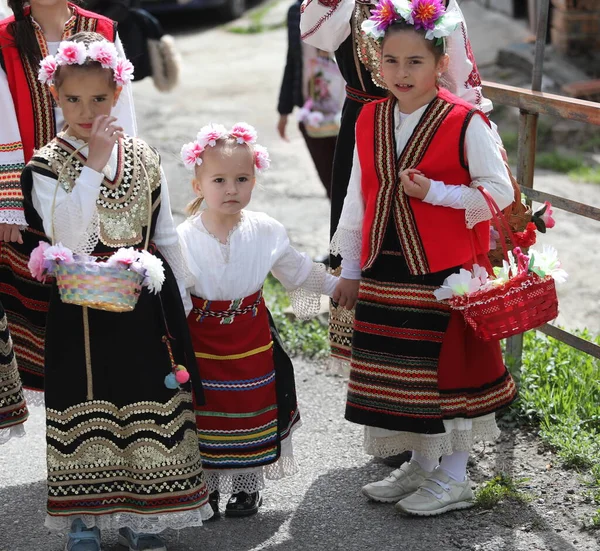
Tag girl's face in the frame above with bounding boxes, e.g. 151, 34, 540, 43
193, 144, 256, 217
51, 68, 121, 141
381, 30, 449, 112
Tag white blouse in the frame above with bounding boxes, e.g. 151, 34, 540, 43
0, 34, 137, 227
30, 133, 188, 293
178, 210, 338, 316
300, 0, 493, 114
332, 103, 514, 279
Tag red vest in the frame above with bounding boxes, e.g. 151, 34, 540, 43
357, 88, 491, 275
0, 5, 116, 163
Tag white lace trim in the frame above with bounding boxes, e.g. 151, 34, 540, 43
463, 184, 493, 230
0, 209, 27, 227
23, 388, 45, 407
158, 241, 194, 288
0, 423, 26, 445
203, 423, 300, 495
330, 226, 362, 259
364, 414, 500, 460
289, 262, 327, 321
196, 212, 244, 264
53, 201, 100, 254
44, 504, 214, 534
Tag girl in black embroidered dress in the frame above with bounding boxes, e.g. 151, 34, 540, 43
332, 5, 517, 517
20, 33, 212, 551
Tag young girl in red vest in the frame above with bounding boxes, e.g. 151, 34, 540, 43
20, 33, 212, 550
0, 0, 136, 395
332, 0, 517, 516
177, 123, 338, 517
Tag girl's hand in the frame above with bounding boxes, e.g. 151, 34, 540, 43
0, 223, 23, 244
333, 277, 360, 310
86, 115, 124, 173
277, 115, 289, 142
400, 168, 431, 200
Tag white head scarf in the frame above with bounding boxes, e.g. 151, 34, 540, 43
441, 0, 493, 113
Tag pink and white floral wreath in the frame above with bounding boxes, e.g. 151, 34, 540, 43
180, 123, 271, 173
38, 40, 134, 86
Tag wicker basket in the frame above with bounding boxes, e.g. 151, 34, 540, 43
54, 263, 144, 313
488, 163, 532, 268
305, 120, 340, 139
452, 187, 559, 341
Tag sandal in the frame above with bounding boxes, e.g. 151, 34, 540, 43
225, 491, 262, 517
65, 519, 101, 551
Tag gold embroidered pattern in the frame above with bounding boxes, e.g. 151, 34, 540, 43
354, 3, 387, 89
31, 136, 161, 247
0, 313, 28, 429
46, 392, 209, 516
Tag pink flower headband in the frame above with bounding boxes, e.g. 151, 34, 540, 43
362, 0, 460, 43
180, 122, 271, 173
38, 40, 134, 86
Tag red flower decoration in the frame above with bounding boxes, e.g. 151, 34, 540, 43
513, 222, 537, 248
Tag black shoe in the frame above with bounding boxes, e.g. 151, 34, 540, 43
207, 491, 220, 520
225, 491, 262, 517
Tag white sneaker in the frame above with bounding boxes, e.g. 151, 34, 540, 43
394, 467, 474, 516
361, 461, 431, 503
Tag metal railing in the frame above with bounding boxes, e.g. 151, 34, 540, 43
481, 0, 600, 364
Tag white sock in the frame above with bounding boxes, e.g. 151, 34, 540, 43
410, 450, 439, 473
439, 451, 469, 481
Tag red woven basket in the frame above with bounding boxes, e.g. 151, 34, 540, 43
450, 187, 559, 342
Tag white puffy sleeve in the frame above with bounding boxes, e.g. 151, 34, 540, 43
31, 166, 102, 250
153, 168, 194, 302
268, 218, 338, 320
422, 114, 514, 228
113, 34, 138, 137
300, 0, 355, 52
330, 145, 363, 279
0, 66, 28, 226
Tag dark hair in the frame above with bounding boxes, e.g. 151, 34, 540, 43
7, 0, 42, 67
382, 20, 446, 61
53, 31, 117, 89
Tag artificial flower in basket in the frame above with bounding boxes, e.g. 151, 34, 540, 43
434, 245, 567, 341
28, 242, 165, 313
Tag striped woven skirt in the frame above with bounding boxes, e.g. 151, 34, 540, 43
0, 300, 28, 438
189, 290, 300, 494
346, 251, 517, 452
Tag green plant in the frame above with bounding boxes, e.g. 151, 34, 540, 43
475, 473, 530, 509
569, 166, 600, 185
508, 330, 600, 525
263, 274, 330, 359
535, 152, 584, 173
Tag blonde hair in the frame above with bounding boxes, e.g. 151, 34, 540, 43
186, 195, 204, 216
185, 138, 255, 216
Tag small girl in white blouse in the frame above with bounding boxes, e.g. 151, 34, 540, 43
177, 123, 338, 518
